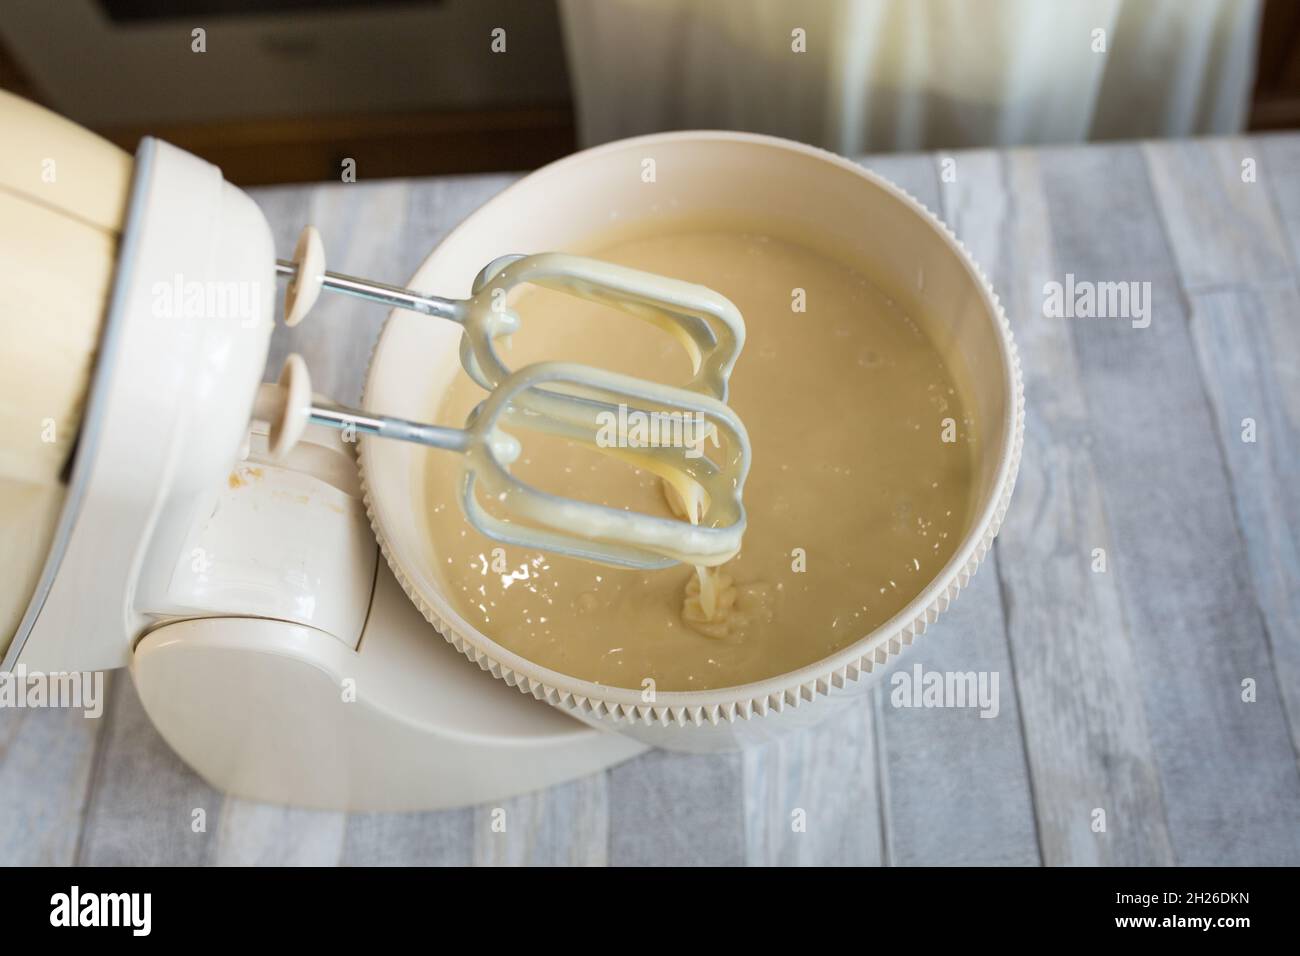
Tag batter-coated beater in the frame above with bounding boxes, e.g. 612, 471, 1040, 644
264, 226, 750, 570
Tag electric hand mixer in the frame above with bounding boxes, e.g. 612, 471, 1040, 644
0, 90, 748, 809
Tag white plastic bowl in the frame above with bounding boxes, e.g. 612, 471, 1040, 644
360, 131, 1024, 751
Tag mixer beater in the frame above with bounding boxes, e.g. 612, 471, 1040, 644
262, 227, 751, 571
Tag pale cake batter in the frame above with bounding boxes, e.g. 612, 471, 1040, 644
424, 228, 976, 691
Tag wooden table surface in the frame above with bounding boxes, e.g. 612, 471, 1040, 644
4, 135, 1299, 866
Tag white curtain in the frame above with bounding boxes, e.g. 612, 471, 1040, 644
557, 0, 1262, 152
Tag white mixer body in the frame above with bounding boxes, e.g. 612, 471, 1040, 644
6, 136, 643, 810
12, 138, 277, 671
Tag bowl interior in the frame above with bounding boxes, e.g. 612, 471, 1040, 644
361, 132, 1016, 709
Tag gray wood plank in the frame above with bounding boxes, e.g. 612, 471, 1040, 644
947, 149, 1174, 864
77, 675, 224, 865
1039, 141, 1300, 864
1174, 288, 1300, 756
876, 570, 1041, 865
0, 673, 109, 865
608, 750, 746, 865
742, 698, 884, 866
214, 801, 347, 866
857, 150, 1040, 865
1259, 134, 1300, 265
339, 809, 474, 866
1143, 138, 1293, 290
473, 774, 609, 866
1144, 137, 1300, 758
